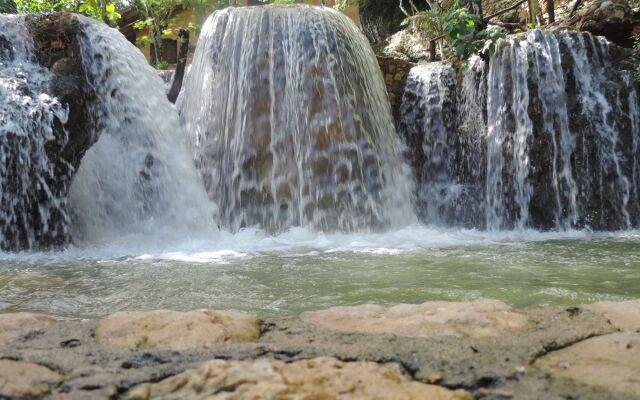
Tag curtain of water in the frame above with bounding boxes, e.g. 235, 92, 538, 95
67, 16, 217, 244
179, 6, 415, 232
399, 29, 640, 231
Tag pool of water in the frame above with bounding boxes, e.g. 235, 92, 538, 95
1, 226, 639, 319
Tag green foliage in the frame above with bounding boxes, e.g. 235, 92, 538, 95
14, 0, 121, 23
131, 0, 227, 65
333, 0, 357, 12
404, 0, 504, 61
154, 59, 169, 69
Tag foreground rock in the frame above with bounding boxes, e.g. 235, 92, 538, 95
535, 332, 640, 396
584, 300, 640, 332
301, 299, 531, 337
127, 357, 472, 400
0, 359, 62, 398
96, 309, 260, 351
0, 302, 635, 399
0, 312, 57, 342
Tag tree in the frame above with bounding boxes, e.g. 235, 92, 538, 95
14, 0, 121, 25
132, 0, 226, 68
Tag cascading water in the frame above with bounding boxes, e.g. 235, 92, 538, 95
0, 13, 216, 250
179, 5, 414, 232
398, 58, 486, 228
398, 63, 459, 225
0, 15, 71, 250
68, 16, 216, 244
398, 29, 640, 231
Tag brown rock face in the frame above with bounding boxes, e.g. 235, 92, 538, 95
584, 300, 640, 332
301, 300, 531, 338
0, 312, 57, 343
554, 0, 638, 46
96, 309, 260, 351
0, 359, 62, 398
535, 332, 640, 396
127, 357, 472, 400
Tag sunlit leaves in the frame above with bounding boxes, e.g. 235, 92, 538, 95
14, 0, 122, 23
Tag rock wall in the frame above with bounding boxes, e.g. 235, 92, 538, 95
377, 56, 414, 116
396, 30, 640, 231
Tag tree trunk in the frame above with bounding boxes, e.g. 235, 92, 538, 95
98, 0, 110, 26
168, 29, 189, 103
150, 22, 163, 66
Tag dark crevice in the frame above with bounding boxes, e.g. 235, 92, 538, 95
530, 332, 610, 363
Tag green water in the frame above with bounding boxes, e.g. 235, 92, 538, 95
1, 228, 639, 319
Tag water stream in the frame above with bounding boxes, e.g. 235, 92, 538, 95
0, 12, 639, 319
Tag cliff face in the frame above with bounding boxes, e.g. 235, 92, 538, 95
396, 30, 640, 230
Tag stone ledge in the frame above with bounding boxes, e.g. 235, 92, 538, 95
300, 299, 532, 338
0, 300, 637, 399
0, 312, 58, 343
95, 309, 260, 351
0, 359, 62, 398
126, 357, 472, 400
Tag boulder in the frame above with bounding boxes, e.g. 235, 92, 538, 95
0, 312, 57, 343
0, 359, 62, 398
96, 309, 260, 351
301, 300, 531, 338
126, 357, 472, 400
383, 27, 432, 62
535, 332, 640, 396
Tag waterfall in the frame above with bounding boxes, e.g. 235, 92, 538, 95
398, 63, 459, 225
179, 5, 415, 232
68, 16, 216, 243
398, 29, 640, 231
0, 15, 71, 250
0, 13, 216, 250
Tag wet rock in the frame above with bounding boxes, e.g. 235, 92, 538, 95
584, 300, 640, 332
0, 312, 57, 342
127, 357, 472, 400
301, 300, 531, 338
96, 310, 260, 351
0, 359, 62, 398
535, 332, 640, 396
0, 13, 97, 251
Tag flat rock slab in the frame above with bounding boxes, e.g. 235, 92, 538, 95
96, 309, 260, 351
0, 312, 58, 343
301, 299, 531, 338
127, 357, 472, 400
535, 332, 640, 396
0, 359, 62, 398
584, 300, 640, 332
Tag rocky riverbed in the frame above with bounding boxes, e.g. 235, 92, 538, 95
0, 299, 639, 399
